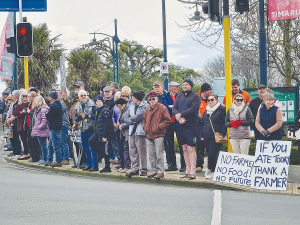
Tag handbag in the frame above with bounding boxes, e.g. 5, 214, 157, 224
209, 116, 227, 144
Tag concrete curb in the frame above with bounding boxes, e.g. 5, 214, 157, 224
4, 156, 300, 195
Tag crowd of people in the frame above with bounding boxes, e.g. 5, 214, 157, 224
0, 78, 286, 179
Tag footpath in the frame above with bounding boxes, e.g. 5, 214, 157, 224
1, 131, 300, 195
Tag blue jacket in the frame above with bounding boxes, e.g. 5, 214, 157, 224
46, 100, 63, 130
162, 91, 179, 124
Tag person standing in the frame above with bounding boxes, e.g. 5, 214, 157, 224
196, 83, 212, 172
222, 79, 251, 106
173, 79, 200, 179
45, 91, 63, 167
143, 92, 171, 179
249, 84, 266, 139
0, 91, 9, 115
161, 81, 184, 171
225, 94, 254, 155
124, 91, 149, 177
200, 95, 226, 179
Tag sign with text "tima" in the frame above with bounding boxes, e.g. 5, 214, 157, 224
213, 152, 255, 187
268, 0, 300, 21
251, 140, 291, 191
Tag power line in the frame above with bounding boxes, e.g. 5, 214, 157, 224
118, 21, 135, 41
94, 20, 114, 33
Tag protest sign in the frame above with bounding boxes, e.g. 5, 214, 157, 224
213, 152, 255, 187
68, 129, 81, 143
251, 140, 291, 191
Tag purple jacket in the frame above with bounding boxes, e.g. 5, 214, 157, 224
31, 105, 50, 138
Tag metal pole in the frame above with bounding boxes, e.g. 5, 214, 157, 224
223, 0, 232, 152
162, 0, 168, 91
259, 0, 267, 86
112, 39, 116, 82
19, 0, 22, 22
114, 19, 120, 84
13, 12, 18, 91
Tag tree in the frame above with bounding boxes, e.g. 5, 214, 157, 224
12, 23, 64, 92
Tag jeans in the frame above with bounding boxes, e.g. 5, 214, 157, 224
60, 126, 70, 160
37, 136, 48, 161
81, 132, 98, 168
196, 127, 205, 168
48, 130, 62, 163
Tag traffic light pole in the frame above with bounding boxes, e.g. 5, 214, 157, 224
259, 0, 267, 86
223, 0, 233, 152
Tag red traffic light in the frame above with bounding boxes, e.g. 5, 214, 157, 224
20, 28, 26, 35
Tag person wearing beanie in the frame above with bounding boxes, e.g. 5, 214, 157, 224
172, 79, 201, 179
46, 91, 63, 167
196, 82, 212, 172
124, 90, 149, 177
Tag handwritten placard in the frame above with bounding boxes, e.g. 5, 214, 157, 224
250, 140, 291, 191
68, 129, 81, 143
213, 152, 255, 187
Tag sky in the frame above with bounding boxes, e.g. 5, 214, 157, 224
0, 0, 222, 93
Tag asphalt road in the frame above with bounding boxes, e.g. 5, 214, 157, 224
1, 155, 300, 225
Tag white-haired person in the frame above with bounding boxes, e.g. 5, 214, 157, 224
73, 90, 98, 171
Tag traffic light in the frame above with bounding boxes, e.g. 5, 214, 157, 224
16, 22, 33, 57
202, 0, 221, 23
6, 36, 17, 54
235, 0, 249, 14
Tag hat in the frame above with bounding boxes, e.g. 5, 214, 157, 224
132, 91, 145, 101
49, 91, 58, 100
95, 96, 104, 102
2, 91, 9, 95
74, 81, 84, 87
183, 79, 194, 88
115, 98, 127, 105
153, 81, 163, 87
257, 84, 266, 89
169, 81, 180, 87
201, 83, 211, 92
147, 91, 157, 98
103, 86, 113, 92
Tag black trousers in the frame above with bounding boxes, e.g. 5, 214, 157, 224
88, 133, 110, 168
10, 125, 22, 155
27, 129, 41, 161
196, 126, 205, 168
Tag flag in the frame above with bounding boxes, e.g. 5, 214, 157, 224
269, 0, 300, 21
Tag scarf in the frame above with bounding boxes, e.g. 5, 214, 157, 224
232, 101, 245, 116
206, 102, 220, 115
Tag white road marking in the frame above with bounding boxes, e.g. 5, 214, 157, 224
211, 190, 222, 225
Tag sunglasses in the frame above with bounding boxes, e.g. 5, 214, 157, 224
80, 95, 87, 97
7, 99, 12, 101
148, 98, 156, 101
22, 95, 28, 97
121, 95, 129, 98
235, 99, 243, 102
207, 99, 215, 102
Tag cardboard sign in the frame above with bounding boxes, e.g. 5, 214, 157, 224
68, 129, 81, 143
213, 152, 255, 187
250, 140, 291, 191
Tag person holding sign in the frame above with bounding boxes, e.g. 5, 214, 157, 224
200, 94, 226, 179
255, 92, 283, 140
225, 93, 254, 155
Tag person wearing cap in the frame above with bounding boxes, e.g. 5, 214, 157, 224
6, 90, 22, 158
103, 86, 115, 111
172, 79, 201, 179
124, 90, 149, 177
88, 96, 115, 173
116, 98, 131, 173
195, 83, 212, 172
249, 84, 266, 139
74, 81, 84, 92
0, 91, 9, 114
222, 79, 251, 106
143, 92, 171, 179
161, 81, 185, 172
73, 90, 98, 171
45, 91, 63, 167
151, 81, 166, 103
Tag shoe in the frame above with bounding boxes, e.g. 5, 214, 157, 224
79, 163, 87, 169
115, 165, 121, 169
147, 172, 157, 178
140, 171, 147, 176
71, 164, 78, 168
50, 162, 62, 167
62, 159, 70, 165
179, 174, 189, 178
44, 162, 51, 166
109, 158, 116, 163
179, 167, 186, 172
82, 166, 92, 171
89, 167, 99, 172
3, 144, 8, 148
119, 168, 130, 173
7, 153, 14, 157
4, 148, 13, 151
99, 167, 111, 173
165, 167, 178, 172
188, 174, 196, 179
17, 155, 30, 160
28, 159, 38, 163
205, 169, 213, 179
111, 159, 120, 164
154, 173, 164, 179
38, 160, 47, 165
125, 171, 139, 177
196, 167, 203, 172
11, 155, 21, 159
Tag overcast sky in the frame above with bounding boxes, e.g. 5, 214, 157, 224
0, 0, 222, 93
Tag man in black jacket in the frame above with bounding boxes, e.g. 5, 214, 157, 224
46, 91, 63, 167
172, 79, 200, 179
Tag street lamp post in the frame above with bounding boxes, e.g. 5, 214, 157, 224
162, 0, 169, 91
